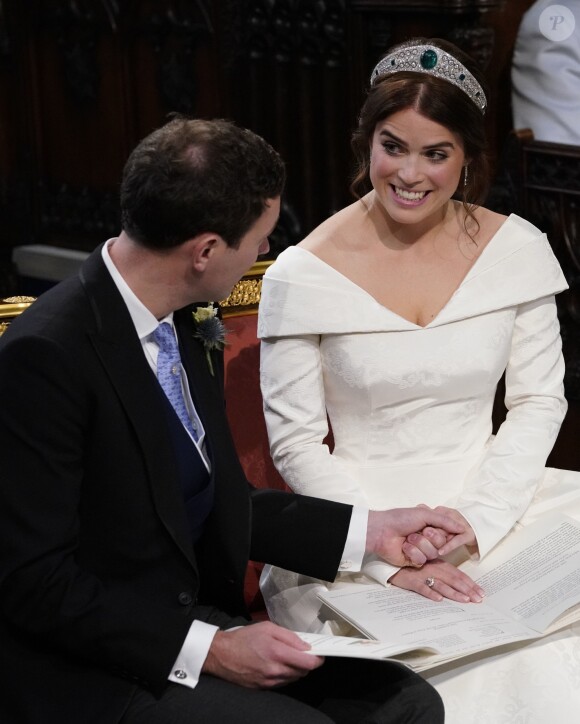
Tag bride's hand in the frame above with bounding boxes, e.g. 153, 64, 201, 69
410, 505, 478, 556
389, 560, 485, 603
431, 506, 478, 555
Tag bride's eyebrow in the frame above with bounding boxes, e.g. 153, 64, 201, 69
378, 129, 455, 151
378, 129, 406, 145
423, 141, 455, 151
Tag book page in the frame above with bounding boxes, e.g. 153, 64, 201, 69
461, 515, 580, 632
316, 514, 580, 669
297, 632, 437, 661
318, 582, 535, 665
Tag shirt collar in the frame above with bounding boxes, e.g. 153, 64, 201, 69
101, 239, 173, 340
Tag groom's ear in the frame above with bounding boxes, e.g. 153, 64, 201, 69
189, 233, 226, 272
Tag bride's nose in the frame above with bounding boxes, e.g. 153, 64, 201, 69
397, 158, 423, 187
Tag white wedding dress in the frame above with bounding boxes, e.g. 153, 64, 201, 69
258, 214, 580, 723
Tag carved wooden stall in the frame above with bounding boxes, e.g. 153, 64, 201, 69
0, 0, 221, 294
503, 130, 580, 470
0, 0, 534, 296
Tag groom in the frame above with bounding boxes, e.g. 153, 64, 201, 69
0, 117, 459, 723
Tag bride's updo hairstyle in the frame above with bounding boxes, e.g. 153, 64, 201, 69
351, 37, 491, 234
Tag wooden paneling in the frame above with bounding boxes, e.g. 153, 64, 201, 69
0, 0, 218, 269
0, 0, 534, 294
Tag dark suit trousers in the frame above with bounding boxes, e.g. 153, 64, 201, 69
120, 658, 444, 724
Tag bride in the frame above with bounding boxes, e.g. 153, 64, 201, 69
257, 37, 580, 722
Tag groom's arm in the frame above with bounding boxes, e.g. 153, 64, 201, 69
250, 489, 465, 579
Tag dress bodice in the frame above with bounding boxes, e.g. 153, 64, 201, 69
318, 310, 511, 468
259, 214, 568, 555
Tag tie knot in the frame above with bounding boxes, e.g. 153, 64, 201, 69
154, 322, 178, 354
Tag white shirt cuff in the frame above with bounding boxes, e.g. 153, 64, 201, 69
337, 506, 368, 572
168, 620, 219, 689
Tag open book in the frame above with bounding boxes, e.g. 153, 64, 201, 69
304, 514, 580, 671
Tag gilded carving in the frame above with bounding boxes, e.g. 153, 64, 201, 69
221, 278, 263, 308
0, 298, 36, 335
220, 260, 273, 313
2, 296, 36, 304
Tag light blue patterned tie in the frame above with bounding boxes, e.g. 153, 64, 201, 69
154, 322, 198, 441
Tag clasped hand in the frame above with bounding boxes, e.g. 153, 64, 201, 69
366, 504, 468, 568
390, 505, 484, 603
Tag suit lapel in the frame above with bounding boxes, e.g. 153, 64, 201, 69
79, 250, 197, 568
174, 306, 252, 579
79, 249, 249, 582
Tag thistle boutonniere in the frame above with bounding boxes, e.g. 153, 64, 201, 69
192, 303, 227, 376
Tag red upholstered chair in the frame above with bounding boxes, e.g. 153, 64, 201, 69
221, 261, 287, 615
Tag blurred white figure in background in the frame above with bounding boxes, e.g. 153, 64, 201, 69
512, 0, 580, 145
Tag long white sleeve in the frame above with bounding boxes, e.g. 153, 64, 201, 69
261, 334, 396, 583
455, 296, 567, 556
261, 333, 369, 507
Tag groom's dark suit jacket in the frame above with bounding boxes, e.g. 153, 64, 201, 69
0, 248, 352, 724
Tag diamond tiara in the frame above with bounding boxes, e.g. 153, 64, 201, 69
371, 44, 487, 114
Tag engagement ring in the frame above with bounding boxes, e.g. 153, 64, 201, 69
425, 577, 435, 588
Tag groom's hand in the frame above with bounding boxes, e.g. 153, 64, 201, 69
366, 506, 465, 568
203, 622, 323, 688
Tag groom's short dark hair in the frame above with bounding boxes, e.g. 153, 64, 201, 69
120, 117, 285, 250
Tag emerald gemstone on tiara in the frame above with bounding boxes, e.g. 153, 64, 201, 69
420, 49, 438, 70
371, 44, 487, 114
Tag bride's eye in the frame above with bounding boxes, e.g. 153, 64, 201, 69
425, 150, 448, 162
382, 142, 401, 156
